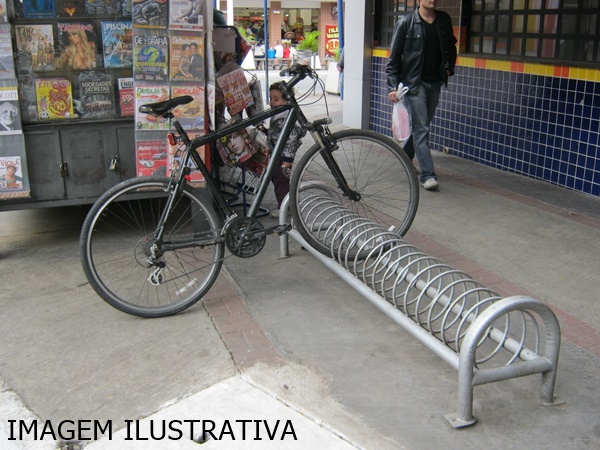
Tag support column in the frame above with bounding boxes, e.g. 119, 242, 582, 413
269, 1, 283, 50
342, 0, 374, 129
225, 0, 233, 25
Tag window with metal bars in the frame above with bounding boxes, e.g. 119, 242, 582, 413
377, 0, 599, 64
375, 0, 416, 47
468, 0, 600, 64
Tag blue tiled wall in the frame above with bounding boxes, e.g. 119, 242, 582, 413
370, 56, 600, 197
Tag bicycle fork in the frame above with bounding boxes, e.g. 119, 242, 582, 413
310, 124, 361, 202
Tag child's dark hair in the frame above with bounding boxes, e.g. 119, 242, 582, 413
269, 81, 285, 92
269, 81, 291, 99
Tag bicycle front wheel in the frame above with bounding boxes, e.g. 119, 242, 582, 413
80, 177, 224, 318
290, 129, 419, 257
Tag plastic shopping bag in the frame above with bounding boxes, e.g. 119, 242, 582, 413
392, 97, 412, 142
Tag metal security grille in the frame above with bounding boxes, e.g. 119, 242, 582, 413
468, 0, 600, 64
376, 0, 416, 47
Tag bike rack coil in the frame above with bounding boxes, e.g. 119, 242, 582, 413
280, 194, 563, 428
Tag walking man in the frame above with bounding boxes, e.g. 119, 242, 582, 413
386, 0, 457, 190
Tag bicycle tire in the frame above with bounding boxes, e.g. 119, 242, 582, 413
80, 177, 224, 318
289, 129, 419, 257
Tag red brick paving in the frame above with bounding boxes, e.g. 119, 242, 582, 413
203, 275, 284, 370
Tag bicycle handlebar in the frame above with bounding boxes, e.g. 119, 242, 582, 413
278, 64, 316, 90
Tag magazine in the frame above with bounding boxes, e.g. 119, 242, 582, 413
169, 33, 203, 82
57, 22, 97, 70
215, 62, 254, 116
132, 0, 168, 29
135, 139, 169, 176
170, 85, 204, 131
216, 117, 257, 167
85, 0, 120, 15
168, 0, 203, 31
168, 131, 205, 182
77, 72, 115, 119
0, 29, 15, 79
133, 31, 168, 82
35, 78, 74, 120
22, 0, 55, 18
117, 77, 134, 116
101, 21, 133, 68
14, 24, 55, 72
134, 84, 169, 130
0, 156, 25, 191
121, 0, 132, 15
55, 0, 85, 17
0, 0, 7, 23
0, 86, 22, 135
245, 128, 270, 177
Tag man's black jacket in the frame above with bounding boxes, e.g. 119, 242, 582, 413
386, 8, 457, 94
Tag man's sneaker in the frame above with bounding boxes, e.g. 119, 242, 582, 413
270, 209, 280, 218
422, 178, 439, 190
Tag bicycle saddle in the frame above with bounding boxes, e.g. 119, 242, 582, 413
139, 96, 194, 117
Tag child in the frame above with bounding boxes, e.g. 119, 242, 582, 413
265, 82, 306, 218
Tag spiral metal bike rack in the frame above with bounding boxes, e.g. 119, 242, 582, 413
280, 193, 563, 428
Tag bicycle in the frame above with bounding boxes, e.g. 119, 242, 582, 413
79, 64, 419, 318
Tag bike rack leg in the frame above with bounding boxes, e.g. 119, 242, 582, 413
279, 195, 291, 259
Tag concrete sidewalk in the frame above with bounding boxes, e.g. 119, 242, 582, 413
2, 89, 600, 449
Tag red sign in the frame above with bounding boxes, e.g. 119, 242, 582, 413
325, 25, 339, 57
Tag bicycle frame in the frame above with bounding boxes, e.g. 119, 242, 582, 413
153, 68, 357, 243
171, 104, 299, 224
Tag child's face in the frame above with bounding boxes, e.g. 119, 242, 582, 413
269, 89, 286, 108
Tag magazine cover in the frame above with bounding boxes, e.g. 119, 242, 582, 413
77, 72, 115, 119
121, 0, 132, 15
85, 0, 120, 15
55, 0, 85, 17
133, 31, 168, 82
117, 77, 134, 116
14, 24, 55, 72
245, 128, 270, 177
169, 34, 203, 82
168, 131, 205, 182
169, 0, 203, 31
135, 139, 169, 176
0, 29, 15, 79
132, 0, 168, 29
0, 0, 7, 23
215, 62, 254, 116
0, 86, 22, 135
101, 21, 133, 68
57, 22, 97, 70
35, 78, 74, 120
171, 85, 204, 131
22, 0, 55, 18
0, 156, 25, 192
134, 84, 169, 130
216, 119, 257, 167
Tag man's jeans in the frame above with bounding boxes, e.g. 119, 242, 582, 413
402, 81, 442, 183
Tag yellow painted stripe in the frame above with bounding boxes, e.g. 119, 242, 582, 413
373, 48, 600, 82
373, 48, 389, 58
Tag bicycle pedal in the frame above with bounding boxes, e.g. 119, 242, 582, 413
272, 224, 292, 236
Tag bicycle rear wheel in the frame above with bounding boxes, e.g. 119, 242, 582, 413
290, 129, 419, 257
80, 177, 224, 318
